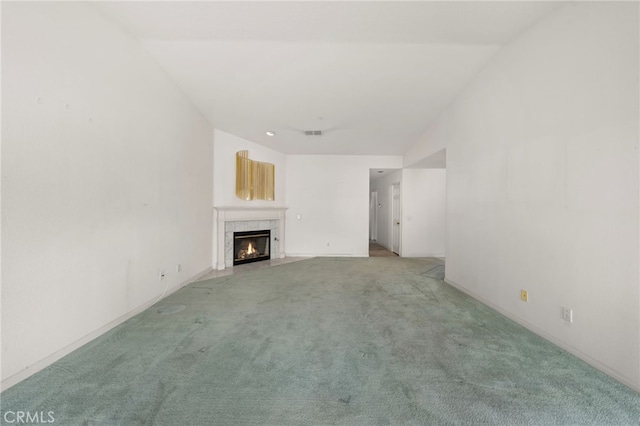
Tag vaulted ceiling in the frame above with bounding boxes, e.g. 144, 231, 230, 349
95, 1, 560, 155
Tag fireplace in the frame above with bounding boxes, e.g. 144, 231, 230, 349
233, 230, 271, 266
214, 207, 286, 270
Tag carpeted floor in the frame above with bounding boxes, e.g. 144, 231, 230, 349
2, 257, 638, 425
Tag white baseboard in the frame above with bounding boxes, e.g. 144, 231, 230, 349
443, 277, 640, 393
401, 253, 446, 258
188, 267, 214, 284
286, 253, 367, 258
0, 266, 213, 392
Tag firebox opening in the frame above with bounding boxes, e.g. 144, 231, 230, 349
233, 230, 271, 266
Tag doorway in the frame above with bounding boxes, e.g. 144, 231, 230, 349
369, 168, 401, 257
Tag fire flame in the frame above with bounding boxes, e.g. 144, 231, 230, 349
247, 242, 256, 255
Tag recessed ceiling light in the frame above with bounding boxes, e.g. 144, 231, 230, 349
266, 131, 276, 137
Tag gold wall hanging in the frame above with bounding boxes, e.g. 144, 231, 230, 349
235, 150, 275, 201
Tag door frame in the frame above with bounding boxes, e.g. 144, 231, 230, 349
391, 182, 401, 255
370, 189, 378, 241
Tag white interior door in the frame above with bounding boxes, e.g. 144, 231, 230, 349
369, 190, 378, 241
392, 183, 401, 254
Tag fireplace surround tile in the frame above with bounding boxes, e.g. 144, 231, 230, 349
224, 220, 278, 267
214, 207, 287, 270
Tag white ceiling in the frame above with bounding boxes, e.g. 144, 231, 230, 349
94, 1, 560, 156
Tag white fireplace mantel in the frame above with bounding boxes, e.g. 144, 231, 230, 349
214, 207, 287, 270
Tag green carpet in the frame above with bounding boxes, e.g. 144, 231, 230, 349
2, 257, 638, 425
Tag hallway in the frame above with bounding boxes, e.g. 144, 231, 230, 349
369, 241, 398, 257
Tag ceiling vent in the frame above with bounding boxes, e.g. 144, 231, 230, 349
304, 130, 323, 136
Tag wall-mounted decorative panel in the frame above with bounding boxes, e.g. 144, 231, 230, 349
235, 150, 275, 201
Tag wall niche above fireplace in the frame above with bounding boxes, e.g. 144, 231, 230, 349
233, 230, 271, 265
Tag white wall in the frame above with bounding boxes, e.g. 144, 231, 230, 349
405, 2, 639, 390
286, 155, 402, 257
2, 2, 213, 388
213, 129, 287, 208
401, 169, 446, 258
369, 170, 402, 251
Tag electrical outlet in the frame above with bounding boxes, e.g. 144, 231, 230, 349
562, 307, 573, 323
176, 264, 181, 273
520, 290, 528, 302
159, 270, 165, 281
